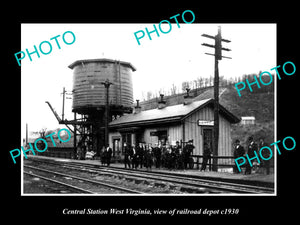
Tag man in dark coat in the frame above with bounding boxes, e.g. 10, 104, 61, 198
165, 146, 173, 169
153, 143, 162, 168
201, 142, 211, 171
106, 145, 112, 167
245, 136, 258, 175
176, 148, 184, 169
183, 140, 195, 169
233, 139, 245, 173
170, 147, 177, 169
173, 141, 181, 154
161, 145, 168, 168
101, 146, 107, 166
124, 143, 132, 169
258, 138, 270, 175
136, 143, 144, 169
144, 147, 153, 170
131, 144, 138, 169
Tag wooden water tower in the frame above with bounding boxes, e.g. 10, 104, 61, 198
68, 58, 136, 158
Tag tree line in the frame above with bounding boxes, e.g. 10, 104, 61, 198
141, 73, 275, 101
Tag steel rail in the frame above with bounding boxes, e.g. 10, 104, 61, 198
99, 166, 274, 193
52, 160, 273, 193
24, 171, 95, 194
92, 167, 262, 194
27, 157, 274, 194
24, 165, 144, 194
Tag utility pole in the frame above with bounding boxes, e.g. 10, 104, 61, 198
101, 79, 113, 149
61, 87, 66, 121
26, 123, 28, 147
201, 26, 231, 171
74, 112, 77, 159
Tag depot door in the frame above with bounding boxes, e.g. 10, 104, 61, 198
121, 133, 132, 153
203, 128, 213, 170
112, 138, 120, 157
157, 130, 168, 145
203, 128, 213, 148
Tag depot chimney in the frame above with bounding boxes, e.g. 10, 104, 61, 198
158, 94, 166, 109
133, 99, 141, 114
183, 88, 193, 105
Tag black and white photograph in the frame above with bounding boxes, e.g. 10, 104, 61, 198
20, 23, 276, 196
4, 5, 298, 221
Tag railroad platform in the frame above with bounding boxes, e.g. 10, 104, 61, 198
26, 155, 275, 187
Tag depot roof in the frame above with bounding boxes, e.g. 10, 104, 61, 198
109, 98, 240, 128
68, 58, 136, 71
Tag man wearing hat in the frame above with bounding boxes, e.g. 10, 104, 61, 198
201, 142, 212, 171
183, 140, 195, 169
245, 136, 258, 175
233, 139, 245, 173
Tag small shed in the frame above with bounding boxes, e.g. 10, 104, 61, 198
240, 116, 255, 125
108, 98, 240, 158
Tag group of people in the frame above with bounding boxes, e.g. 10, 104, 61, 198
233, 136, 270, 175
100, 145, 113, 166
123, 140, 195, 171
92, 136, 271, 175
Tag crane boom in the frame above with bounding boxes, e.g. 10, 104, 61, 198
45, 101, 75, 134
45, 101, 62, 122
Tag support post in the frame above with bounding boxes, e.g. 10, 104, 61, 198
62, 87, 65, 121
26, 123, 28, 147
73, 112, 77, 159
101, 79, 113, 149
201, 26, 231, 172
213, 55, 219, 171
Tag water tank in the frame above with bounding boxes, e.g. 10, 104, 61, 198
68, 58, 136, 113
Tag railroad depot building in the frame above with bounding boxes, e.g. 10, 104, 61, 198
108, 97, 240, 160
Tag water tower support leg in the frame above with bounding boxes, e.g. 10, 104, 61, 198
73, 112, 77, 159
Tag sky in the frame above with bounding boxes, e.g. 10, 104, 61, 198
21, 23, 276, 140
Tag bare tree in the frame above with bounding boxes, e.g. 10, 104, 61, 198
39, 127, 47, 139
181, 81, 189, 92
146, 91, 153, 100
170, 83, 177, 95
141, 91, 146, 101
158, 88, 165, 96
197, 77, 203, 88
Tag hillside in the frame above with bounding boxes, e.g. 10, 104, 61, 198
220, 85, 274, 124
220, 85, 274, 146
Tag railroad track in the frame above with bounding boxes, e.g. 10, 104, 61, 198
98, 167, 273, 194
24, 171, 95, 194
24, 165, 144, 194
26, 157, 274, 194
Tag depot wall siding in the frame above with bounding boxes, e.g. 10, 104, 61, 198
184, 106, 232, 157
143, 129, 158, 144
168, 124, 182, 143
219, 116, 231, 157
142, 124, 183, 146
